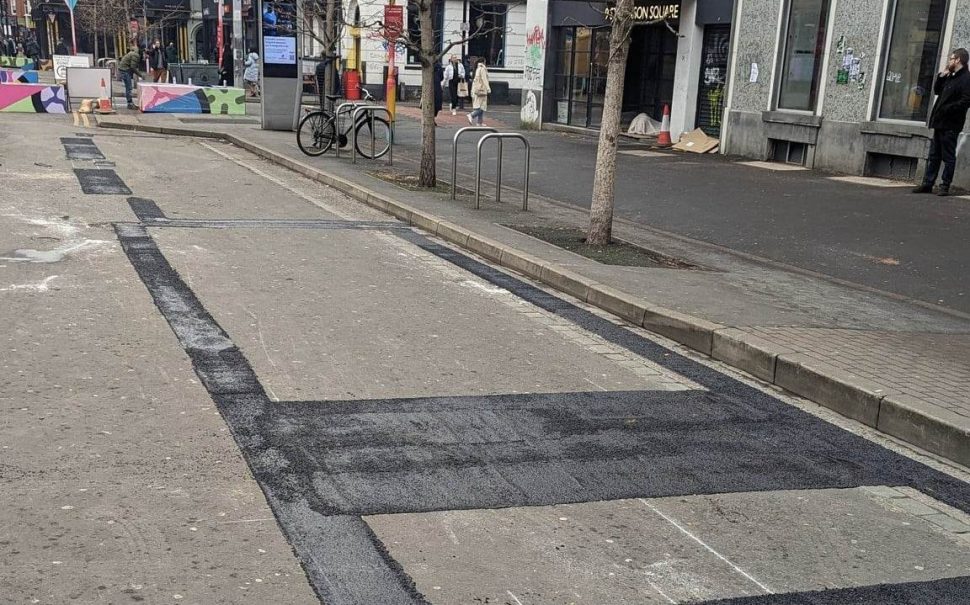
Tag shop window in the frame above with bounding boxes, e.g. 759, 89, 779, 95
467, 3, 507, 67
777, 0, 830, 111
878, 0, 947, 122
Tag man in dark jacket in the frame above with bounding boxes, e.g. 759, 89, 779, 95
24, 36, 41, 69
118, 44, 147, 110
914, 48, 970, 196
165, 42, 179, 67
54, 38, 69, 55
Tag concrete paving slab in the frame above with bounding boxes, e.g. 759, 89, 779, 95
367, 488, 970, 605
95, 135, 342, 221
0, 188, 317, 602
152, 227, 686, 401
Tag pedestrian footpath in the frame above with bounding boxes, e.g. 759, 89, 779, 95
95, 108, 970, 469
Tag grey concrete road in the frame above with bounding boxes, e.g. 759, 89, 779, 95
399, 107, 970, 315
3, 114, 970, 604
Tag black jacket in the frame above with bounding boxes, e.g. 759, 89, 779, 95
929, 67, 970, 131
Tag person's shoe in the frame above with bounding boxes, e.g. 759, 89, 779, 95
937, 186, 951, 196
126, 103, 137, 110
451, 108, 456, 116
467, 114, 474, 124
911, 183, 933, 193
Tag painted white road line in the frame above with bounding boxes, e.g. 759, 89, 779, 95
639, 498, 773, 595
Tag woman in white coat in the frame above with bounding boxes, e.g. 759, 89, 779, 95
468, 59, 491, 126
243, 49, 260, 97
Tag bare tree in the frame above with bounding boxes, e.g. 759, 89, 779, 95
297, 0, 512, 187
587, 5, 674, 245
301, 0, 343, 99
587, 0, 634, 245
394, 1, 515, 187
75, 0, 128, 59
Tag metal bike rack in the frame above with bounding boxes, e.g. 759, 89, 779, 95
451, 126, 497, 200
351, 105, 394, 166
334, 101, 367, 159
475, 133, 531, 211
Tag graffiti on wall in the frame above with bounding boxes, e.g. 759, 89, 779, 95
524, 25, 545, 87
0, 69, 39, 83
0, 84, 68, 113
834, 35, 866, 89
139, 84, 245, 114
520, 89, 540, 127
0, 56, 35, 70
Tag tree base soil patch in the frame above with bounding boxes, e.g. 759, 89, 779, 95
369, 170, 451, 194
504, 225, 700, 269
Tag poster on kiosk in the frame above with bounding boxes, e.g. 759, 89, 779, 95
259, 0, 301, 130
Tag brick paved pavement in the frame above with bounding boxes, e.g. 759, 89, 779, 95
740, 328, 970, 419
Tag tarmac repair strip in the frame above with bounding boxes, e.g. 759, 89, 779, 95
59, 136, 106, 161
63, 136, 132, 195
72, 168, 132, 195
115, 198, 970, 605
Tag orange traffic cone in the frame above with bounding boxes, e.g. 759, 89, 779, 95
657, 103, 672, 147
97, 78, 115, 114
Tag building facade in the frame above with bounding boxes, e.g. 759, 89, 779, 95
520, 0, 733, 137
336, 0, 527, 101
723, 0, 970, 187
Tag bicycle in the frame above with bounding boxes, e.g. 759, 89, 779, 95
297, 87, 392, 159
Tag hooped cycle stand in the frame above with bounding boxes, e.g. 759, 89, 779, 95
351, 105, 394, 166
475, 132, 531, 211
452, 126, 497, 200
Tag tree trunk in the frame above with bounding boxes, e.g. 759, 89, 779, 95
587, 0, 634, 245
322, 0, 336, 97
418, 0, 436, 188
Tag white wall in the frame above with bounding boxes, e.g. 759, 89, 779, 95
342, 0, 525, 89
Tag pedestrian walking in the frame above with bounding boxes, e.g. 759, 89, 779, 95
244, 48, 260, 97
54, 38, 69, 55
4, 36, 15, 57
914, 48, 970, 197
468, 59, 490, 126
433, 61, 443, 119
442, 54, 466, 114
24, 35, 40, 69
165, 41, 179, 67
119, 43, 147, 110
147, 39, 168, 83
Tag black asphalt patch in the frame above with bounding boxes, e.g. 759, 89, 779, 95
705, 576, 970, 604
114, 221, 428, 605
234, 389, 965, 516
117, 198, 970, 604
61, 137, 105, 160
73, 169, 132, 195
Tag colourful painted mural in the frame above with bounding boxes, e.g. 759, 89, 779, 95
0, 56, 36, 70
138, 83, 245, 115
0, 69, 39, 84
0, 84, 68, 113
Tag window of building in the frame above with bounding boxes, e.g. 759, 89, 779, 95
777, 0, 830, 111
467, 3, 507, 67
878, 0, 947, 122
406, 2, 443, 65
552, 26, 609, 128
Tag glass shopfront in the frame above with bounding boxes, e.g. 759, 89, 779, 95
551, 7, 679, 128
878, 0, 947, 122
553, 26, 610, 128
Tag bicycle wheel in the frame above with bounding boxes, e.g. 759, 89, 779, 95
353, 116, 392, 159
297, 110, 336, 157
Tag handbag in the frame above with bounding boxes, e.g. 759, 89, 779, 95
457, 81, 469, 97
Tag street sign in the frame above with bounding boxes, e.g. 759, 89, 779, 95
384, 5, 403, 41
